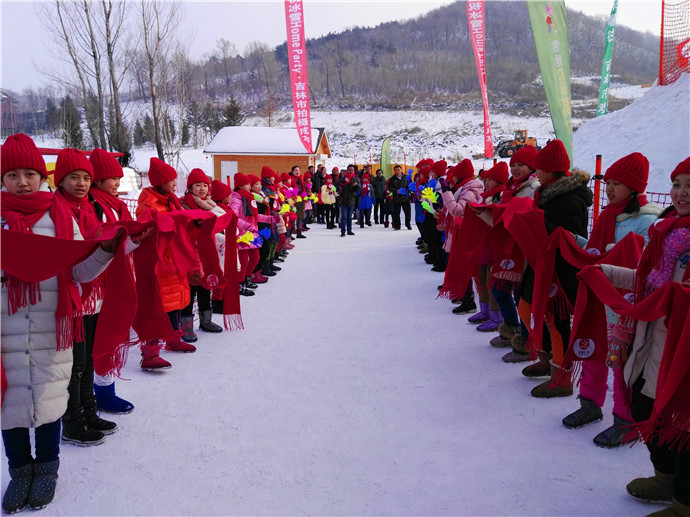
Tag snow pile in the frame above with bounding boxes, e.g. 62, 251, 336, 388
574, 73, 690, 193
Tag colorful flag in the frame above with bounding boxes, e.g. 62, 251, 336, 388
380, 137, 391, 178
596, 0, 618, 117
528, 1, 573, 160
467, 1, 494, 158
284, 0, 313, 154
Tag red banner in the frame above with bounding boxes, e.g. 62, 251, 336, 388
284, 0, 313, 154
467, 1, 494, 158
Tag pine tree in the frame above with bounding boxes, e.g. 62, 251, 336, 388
133, 119, 147, 146
60, 96, 84, 149
142, 114, 155, 144
223, 97, 245, 126
45, 97, 61, 135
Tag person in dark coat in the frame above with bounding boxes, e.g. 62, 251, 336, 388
388, 165, 411, 230
372, 168, 387, 224
517, 139, 593, 398
337, 172, 361, 237
312, 165, 326, 223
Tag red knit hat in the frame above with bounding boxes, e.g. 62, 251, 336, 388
454, 159, 475, 181
534, 140, 570, 173
248, 174, 262, 186
603, 152, 649, 193
362, 174, 370, 182
187, 168, 210, 188
509, 145, 538, 169
1, 133, 48, 178
484, 162, 509, 184
234, 173, 251, 188
430, 159, 447, 177
89, 148, 123, 181
671, 156, 690, 182
54, 148, 94, 186
261, 166, 275, 178
148, 157, 177, 187
210, 179, 232, 202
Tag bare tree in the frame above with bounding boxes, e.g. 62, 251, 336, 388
137, 0, 182, 161
216, 38, 237, 89
244, 41, 279, 125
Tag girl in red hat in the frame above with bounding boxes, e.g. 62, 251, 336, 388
136, 158, 195, 366
319, 174, 337, 229
597, 157, 690, 513
561, 152, 662, 447
1, 135, 120, 512
178, 169, 225, 342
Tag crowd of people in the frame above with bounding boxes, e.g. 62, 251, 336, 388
410, 141, 690, 517
1, 132, 689, 516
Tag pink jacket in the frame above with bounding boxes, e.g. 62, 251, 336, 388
440, 178, 484, 252
230, 191, 272, 249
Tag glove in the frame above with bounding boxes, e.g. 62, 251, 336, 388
258, 227, 271, 239
397, 187, 407, 195
427, 178, 437, 191
439, 178, 450, 192
273, 214, 282, 222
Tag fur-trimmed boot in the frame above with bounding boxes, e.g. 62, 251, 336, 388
521, 350, 551, 377
165, 336, 196, 353
502, 332, 531, 363
140, 343, 172, 370
626, 470, 675, 504
468, 302, 490, 324
179, 315, 198, 343
530, 359, 573, 398
490, 323, 519, 348
2, 461, 33, 514
27, 460, 59, 511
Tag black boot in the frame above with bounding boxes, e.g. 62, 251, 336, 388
62, 407, 105, 446
27, 460, 59, 511
2, 462, 33, 514
261, 266, 276, 277
239, 282, 255, 296
452, 285, 476, 314
81, 352, 117, 436
245, 276, 258, 289
269, 261, 281, 272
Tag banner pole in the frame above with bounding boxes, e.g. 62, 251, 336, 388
592, 154, 603, 225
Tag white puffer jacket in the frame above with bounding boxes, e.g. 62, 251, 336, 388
1, 211, 113, 430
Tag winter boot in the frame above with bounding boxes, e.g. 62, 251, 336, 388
273, 256, 285, 263
490, 323, 519, 348
269, 261, 281, 272
81, 360, 117, 435
166, 336, 197, 353
646, 499, 690, 517
140, 344, 172, 370
562, 395, 603, 429
212, 299, 224, 314
245, 277, 258, 289
477, 310, 502, 332
27, 459, 59, 511
531, 360, 573, 398
593, 413, 634, 448
179, 315, 198, 343
261, 266, 277, 277
199, 309, 223, 333
384, 221, 389, 228
521, 350, 551, 377
627, 470, 675, 503
251, 271, 268, 284
468, 303, 490, 323
94, 382, 134, 414
2, 461, 33, 514
61, 407, 105, 446
452, 287, 477, 314
502, 333, 531, 363
239, 282, 256, 296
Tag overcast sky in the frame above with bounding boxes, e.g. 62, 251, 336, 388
1, 0, 662, 93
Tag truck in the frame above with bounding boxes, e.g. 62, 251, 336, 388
495, 130, 541, 158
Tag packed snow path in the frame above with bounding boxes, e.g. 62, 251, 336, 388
5, 224, 653, 516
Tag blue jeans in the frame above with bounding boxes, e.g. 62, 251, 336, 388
2, 420, 61, 468
340, 205, 354, 233
491, 287, 519, 327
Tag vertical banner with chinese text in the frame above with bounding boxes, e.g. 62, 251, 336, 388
596, 0, 618, 117
284, 0, 313, 154
467, 1, 494, 158
527, 1, 573, 160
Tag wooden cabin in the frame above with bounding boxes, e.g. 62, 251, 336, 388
203, 126, 331, 187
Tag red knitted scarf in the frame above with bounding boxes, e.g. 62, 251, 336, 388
90, 187, 133, 223
587, 195, 648, 254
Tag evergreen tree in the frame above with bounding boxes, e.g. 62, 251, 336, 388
181, 120, 190, 146
45, 97, 61, 135
223, 97, 245, 126
60, 95, 84, 149
133, 119, 147, 146
202, 101, 222, 135
142, 113, 155, 144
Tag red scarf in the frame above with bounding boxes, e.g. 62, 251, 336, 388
361, 183, 369, 196
500, 175, 531, 204
54, 189, 102, 239
236, 189, 258, 216
1, 191, 82, 349
182, 191, 210, 211
90, 187, 133, 223
635, 210, 690, 303
217, 202, 231, 213
568, 266, 690, 451
214, 212, 243, 329
480, 185, 506, 204
587, 195, 648, 254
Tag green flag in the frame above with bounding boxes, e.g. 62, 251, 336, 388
596, 0, 618, 117
528, 1, 573, 160
381, 137, 391, 178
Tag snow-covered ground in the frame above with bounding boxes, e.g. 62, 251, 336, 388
3, 224, 654, 516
